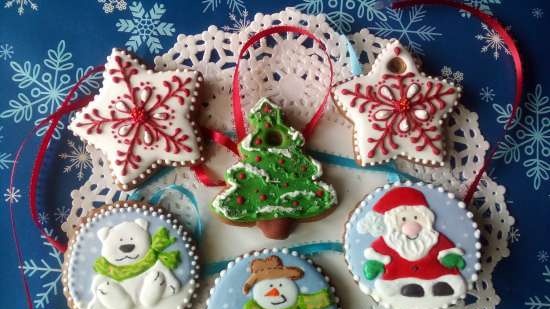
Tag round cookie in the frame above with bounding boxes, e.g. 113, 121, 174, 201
207, 248, 339, 309
344, 182, 480, 309
62, 202, 199, 309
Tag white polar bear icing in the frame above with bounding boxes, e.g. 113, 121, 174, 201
88, 219, 181, 309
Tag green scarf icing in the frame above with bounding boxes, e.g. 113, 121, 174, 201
93, 227, 181, 282
243, 289, 332, 309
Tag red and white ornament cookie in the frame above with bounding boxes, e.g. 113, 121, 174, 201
332, 40, 461, 166
69, 49, 204, 190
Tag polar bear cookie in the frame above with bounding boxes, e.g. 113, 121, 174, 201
207, 248, 339, 309
344, 182, 481, 309
62, 202, 199, 309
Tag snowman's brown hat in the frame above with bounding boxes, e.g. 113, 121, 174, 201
243, 255, 304, 294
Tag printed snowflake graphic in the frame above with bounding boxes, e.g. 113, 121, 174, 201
4, 0, 38, 15
4, 186, 21, 203
0, 41, 101, 139
525, 265, 550, 309
116, 2, 175, 54
0, 126, 14, 170
493, 84, 550, 190
476, 23, 511, 60
20, 230, 62, 309
440, 66, 464, 86
538, 250, 549, 263
480, 86, 495, 102
532, 8, 544, 19
460, 0, 500, 18
202, 0, 245, 15
0, 43, 14, 60
54, 205, 70, 223
369, 5, 441, 55
38, 212, 49, 225
98, 0, 127, 13
508, 226, 520, 243
296, 0, 388, 33
59, 139, 92, 181
222, 9, 250, 32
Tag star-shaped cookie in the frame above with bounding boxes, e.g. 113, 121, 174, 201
69, 49, 203, 190
332, 40, 461, 166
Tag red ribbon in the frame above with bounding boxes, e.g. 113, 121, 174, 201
393, 0, 523, 204
232, 25, 335, 141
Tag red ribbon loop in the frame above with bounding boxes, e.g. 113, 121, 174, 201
393, 0, 523, 204
232, 25, 335, 141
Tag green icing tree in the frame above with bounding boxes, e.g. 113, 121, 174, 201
211, 98, 337, 239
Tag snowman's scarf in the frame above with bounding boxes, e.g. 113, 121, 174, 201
93, 227, 181, 282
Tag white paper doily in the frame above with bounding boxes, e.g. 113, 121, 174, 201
66, 8, 512, 309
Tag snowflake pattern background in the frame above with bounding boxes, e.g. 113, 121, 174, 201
532, 8, 544, 19
116, 2, 175, 54
493, 84, 550, 190
460, 0, 501, 18
0, 41, 102, 139
58, 140, 92, 181
3, 186, 21, 203
476, 23, 511, 60
481, 86, 496, 102
525, 264, 550, 309
98, 0, 127, 14
4, 0, 38, 15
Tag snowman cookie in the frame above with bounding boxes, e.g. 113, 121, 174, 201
344, 182, 481, 309
207, 248, 339, 309
62, 202, 199, 309
69, 49, 204, 191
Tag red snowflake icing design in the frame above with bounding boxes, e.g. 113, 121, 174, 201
75, 55, 194, 176
341, 72, 456, 159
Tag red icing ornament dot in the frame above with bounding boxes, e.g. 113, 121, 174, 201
292, 201, 299, 206
238, 172, 246, 180
254, 138, 263, 145
255, 156, 262, 162
259, 194, 267, 201
315, 190, 324, 197
279, 159, 285, 165
236, 196, 245, 205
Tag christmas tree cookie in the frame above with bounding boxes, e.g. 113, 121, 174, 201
210, 98, 337, 239
207, 248, 338, 309
62, 202, 200, 309
344, 182, 481, 309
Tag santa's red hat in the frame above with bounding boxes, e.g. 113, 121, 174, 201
373, 187, 429, 214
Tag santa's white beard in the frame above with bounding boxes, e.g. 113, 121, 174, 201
384, 228, 439, 261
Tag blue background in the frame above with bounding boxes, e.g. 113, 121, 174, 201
0, 1, 549, 309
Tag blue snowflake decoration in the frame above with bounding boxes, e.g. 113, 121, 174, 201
0, 41, 101, 139
480, 86, 496, 102
202, 0, 246, 15
369, 5, 441, 55
116, 2, 175, 54
296, 0, 387, 33
460, 0, 501, 18
525, 265, 550, 309
492, 84, 550, 190
0, 43, 14, 60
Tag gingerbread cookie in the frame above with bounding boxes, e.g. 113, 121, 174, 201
207, 248, 339, 309
210, 97, 337, 239
344, 182, 481, 309
62, 202, 199, 309
69, 49, 204, 190
332, 40, 461, 166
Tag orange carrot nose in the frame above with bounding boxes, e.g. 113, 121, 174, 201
264, 288, 280, 297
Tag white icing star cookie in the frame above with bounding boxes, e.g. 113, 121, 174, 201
332, 40, 461, 166
69, 49, 203, 190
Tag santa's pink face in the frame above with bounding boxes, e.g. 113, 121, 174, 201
384, 206, 439, 261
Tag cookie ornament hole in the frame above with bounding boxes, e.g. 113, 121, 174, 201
387, 57, 407, 74
266, 130, 283, 147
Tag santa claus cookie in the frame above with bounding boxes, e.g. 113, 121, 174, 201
69, 49, 204, 191
207, 248, 339, 309
332, 39, 461, 166
62, 202, 199, 309
344, 182, 481, 309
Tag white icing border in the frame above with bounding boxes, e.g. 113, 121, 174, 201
343, 181, 482, 309
68, 48, 205, 191
331, 39, 462, 167
205, 247, 341, 309
61, 201, 201, 309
